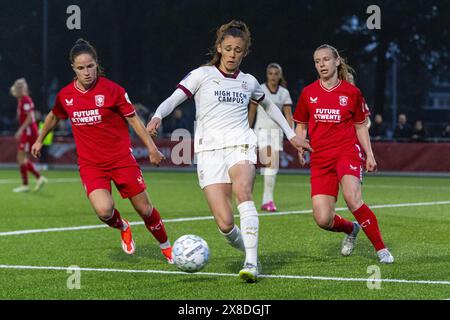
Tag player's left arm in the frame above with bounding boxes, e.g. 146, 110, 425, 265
126, 114, 165, 166
259, 97, 312, 151
15, 111, 34, 139
355, 120, 377, 172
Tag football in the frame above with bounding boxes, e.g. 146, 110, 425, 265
172, 234, 210, 273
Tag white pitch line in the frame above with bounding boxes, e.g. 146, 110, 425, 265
0, 264, 449, 286
1, 200, 450, 237
1, 177, 450, 190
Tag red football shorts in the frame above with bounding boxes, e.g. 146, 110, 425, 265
79, 157, 146, 199
310, 151, 364, 198
18, 132, 38, 153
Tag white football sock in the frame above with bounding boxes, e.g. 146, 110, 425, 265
262, 168, 278, 204
238, 201, 259, 266
219, 225, 245, 252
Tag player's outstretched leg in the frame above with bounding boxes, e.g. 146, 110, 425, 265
351, 204, 394, 264
237, 201, 259, 283
129, 190, 172, 263
142, 207, 173, 264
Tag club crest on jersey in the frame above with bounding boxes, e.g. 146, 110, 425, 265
310, 97, 318, 104
242, 81, 249, 90
339, 96, 348, 106
65, 98, 74, 106
95, 95, 105, 107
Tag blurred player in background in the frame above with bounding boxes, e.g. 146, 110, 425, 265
10, 78, 47, 192
248, 63, 294, 212
32, 39, 173, 263
294, 44, 394, 264
147, 20, 312, 282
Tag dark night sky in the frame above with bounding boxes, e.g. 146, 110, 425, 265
0, 0, 449, 129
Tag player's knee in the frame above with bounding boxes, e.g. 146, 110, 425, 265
95, 205, 115, 220
313, 209, 333, 230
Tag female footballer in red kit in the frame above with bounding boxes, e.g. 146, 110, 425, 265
32, 39, 173, 263
294, 44, 394, 263
11, 78, 47, 193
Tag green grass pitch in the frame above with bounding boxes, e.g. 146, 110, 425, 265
0, 169, 449, 299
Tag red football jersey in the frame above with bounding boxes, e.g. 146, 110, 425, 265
293, 79, 370, 164
17, 96, 38, 136
52, 77, 136, 167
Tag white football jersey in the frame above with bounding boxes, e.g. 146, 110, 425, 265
254, 84, 292, 131
177, 66, 265, 152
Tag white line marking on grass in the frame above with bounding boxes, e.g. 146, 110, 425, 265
0, 178, 80, 184
1, 200, 450, 237
1, 178, 450, 190
0, 264, 449, 286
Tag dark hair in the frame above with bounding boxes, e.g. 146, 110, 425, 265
205, 20, 251, 66
314, 44, 355, 82
70, 38, 104, 76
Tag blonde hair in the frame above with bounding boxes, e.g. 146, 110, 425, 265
10, 78, 28, 98
266, 62, 287, 87
205, 20, 251, 66
314, 44, 355, 82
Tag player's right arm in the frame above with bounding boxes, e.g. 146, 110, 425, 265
146, 89, 188, 136
247, 100, 258, 128
147, 68, 203, 136
31, 111, 60, 158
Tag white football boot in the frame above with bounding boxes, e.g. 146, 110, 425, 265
341, 222, 361, 256
377, 248, 394, 264
13, 185, 30, 193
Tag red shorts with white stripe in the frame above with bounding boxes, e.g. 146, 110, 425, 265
19, 132, 38, 153
310, 148, 365, 198
79, 154, 146, 199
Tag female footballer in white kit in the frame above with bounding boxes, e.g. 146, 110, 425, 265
248, 63, 294, 212
147, 20, 311, 283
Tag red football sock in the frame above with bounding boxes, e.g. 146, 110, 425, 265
352, 204, 386, 251
331, 214, 354, 235
143, 207, 168, 244
100, 208, 124, 230
20, 164, 28, 185
26, 161, 41, 179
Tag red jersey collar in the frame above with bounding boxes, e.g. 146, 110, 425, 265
73, 77, 99, 94
319, 79, 342, 92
